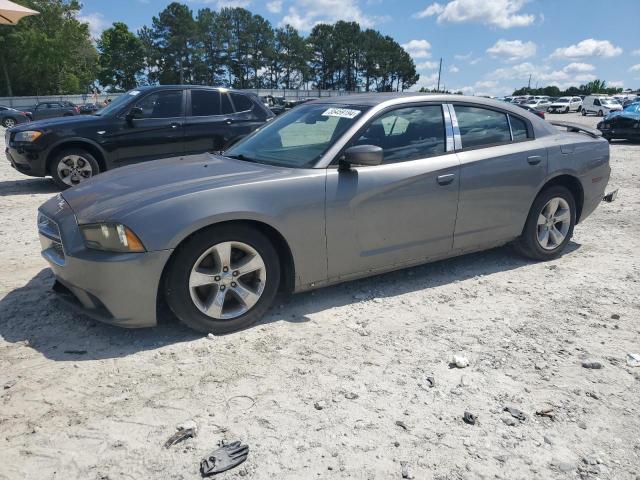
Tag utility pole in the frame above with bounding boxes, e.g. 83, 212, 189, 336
527, 73, 531, 90
437, 58, 442, 92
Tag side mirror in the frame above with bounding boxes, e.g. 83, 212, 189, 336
126, 107, 143, 121
341, 145, 383, 168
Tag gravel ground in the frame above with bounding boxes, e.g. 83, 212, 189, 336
0, 113, 639, 480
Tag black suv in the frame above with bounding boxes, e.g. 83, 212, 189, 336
6, 86, 273, 188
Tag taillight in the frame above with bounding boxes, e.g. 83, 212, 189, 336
75, 107, 80, 113
539, 111, 545, 119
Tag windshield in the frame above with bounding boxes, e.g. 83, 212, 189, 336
525, 101, 537, 105
94, 90, 140, 116
556, 97, 570, 103
224, 103, 369, 168
601, 98, 615, 105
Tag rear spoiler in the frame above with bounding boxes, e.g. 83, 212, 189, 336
549, 121, 602, 138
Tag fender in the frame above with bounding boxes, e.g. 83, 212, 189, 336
46, 136, 113, 170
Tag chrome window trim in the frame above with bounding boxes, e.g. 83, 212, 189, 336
445, 103, 462, 150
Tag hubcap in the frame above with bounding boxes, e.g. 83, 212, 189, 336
189, 241, 266, 320
537, 197, 571, 250
57, 155, 93, 186
4, 119, 15, 128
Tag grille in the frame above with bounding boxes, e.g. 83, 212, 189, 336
38, 212, 65, 265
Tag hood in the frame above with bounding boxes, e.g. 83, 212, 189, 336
62, 153, 298, 223
11, 114, 100, 132
603, 110, 640, 121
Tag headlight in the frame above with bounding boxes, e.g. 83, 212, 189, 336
14, 130, 43, 142
80, 223, 145, 253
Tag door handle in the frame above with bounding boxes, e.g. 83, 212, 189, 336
437, 174, 455, 186
527, 155, 542, 165
224, 118, 233, 125
170, 122, 181, 129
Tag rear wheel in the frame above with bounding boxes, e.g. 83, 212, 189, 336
165, 224, 280, 334
515, 186, 576, 261
2, 117, 16, 128
598, 109, 604, 117
582, 109, 587, 116
49, 148, 100, 189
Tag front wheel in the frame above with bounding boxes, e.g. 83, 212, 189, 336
582, 109, 587, 116
515, 186, 576, 261
598, 110, 604, 117
165, 224, 281, 334
49, 148, 100, 189
2, 117, 16, 128
564, 107, 569, 113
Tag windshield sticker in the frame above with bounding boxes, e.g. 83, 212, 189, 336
322, 107, 361, 119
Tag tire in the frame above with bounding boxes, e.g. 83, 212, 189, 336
2, 117, 16, 128
165, 224, 281, 334
597, 110, 604, 117
564, 107, 569, 113
49, 148, 100, 189
582, 109, 587, 116
514, 185, 576, 261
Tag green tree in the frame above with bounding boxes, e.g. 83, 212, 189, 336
308, 24, 336, 90
0, 0, 97, 96
273, 25, 309, 89
97, 22, 145, 91
194, 8, 227, 85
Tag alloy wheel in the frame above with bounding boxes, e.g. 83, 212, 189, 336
536, 197, 571, 250
3, 118, 16, 128
189, 241, 266, 320
56, 155, 93, 186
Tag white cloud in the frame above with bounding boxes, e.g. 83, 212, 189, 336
416, 60, 439, 70
401, 39, 432, 59
551, 39, 622, 59
455, 80, 508, 96
414, 0, 535, 28
281, 0, 382, 31
449, 65, 459, 73
632, 49, 640, 57
486, 39, 536, 61
77, 12, 108, 39
563, 62, 595, 73
630, 64, 640, 72
608, 81, 624, 88
216, 0, 252, 7
266, 0, 282, 13
454, 52, 472, 60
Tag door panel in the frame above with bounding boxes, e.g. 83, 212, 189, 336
325, 157, 460, 279
113, 90, 185, 165
453, 141, 547, 250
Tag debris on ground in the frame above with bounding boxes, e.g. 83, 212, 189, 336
395, 420, 408, 430
451, 355, 470, 368
463, 411, 476, 425
503, 406, 527, 422
581, 359, 603, 369
536, 406, 555, 418
400, 461, 414, 479
425, 376, 435, 388
313, 401, 326, 410
200, 441, 249, 477
626, 353, 640, 367
3, 380, 17, 390
163, 422, 198, 449
206, 333, 215, 340
344, 392, 359, 400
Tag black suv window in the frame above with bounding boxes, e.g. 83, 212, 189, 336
191, 90, 221, 116
509, 114, 530, 141
135, 90, 183, 119
230, 93, 253, 112
221, 93, 234, 115
455, 105, 511, 149
354, 105, 445, 164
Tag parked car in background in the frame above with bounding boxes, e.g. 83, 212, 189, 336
0, 105, 31, 128
36, 93, 613, 334
516, 104, 546, 119
622, 96, 640, 107
6, 86, 274, 188
524, 99, 552, 110
259, 95, 286, 115
581, 95, 623, 116
597, 102, 640, 142
547, 96, 582, 113
25, 101, 80, 121
79, 103, 100, 114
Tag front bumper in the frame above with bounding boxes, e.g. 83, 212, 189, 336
5, 132, 48, 177
39, 196, 173, 328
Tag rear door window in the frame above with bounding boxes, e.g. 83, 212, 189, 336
191, 90, 221, 116
221, 93, 234, 115
509, 115, 530, 141
455, 105, 511, 149
230, 93, 253, 112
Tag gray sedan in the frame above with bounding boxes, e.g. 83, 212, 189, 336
37, 93, 613, 334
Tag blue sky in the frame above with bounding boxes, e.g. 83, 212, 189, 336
79, 0, 640, 95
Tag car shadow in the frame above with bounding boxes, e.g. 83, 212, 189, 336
0, 242, 581, 361
0, 178, 60, 196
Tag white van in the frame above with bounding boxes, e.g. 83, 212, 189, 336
581, 95, 623, 116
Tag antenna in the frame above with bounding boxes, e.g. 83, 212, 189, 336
437, 58, 442, 92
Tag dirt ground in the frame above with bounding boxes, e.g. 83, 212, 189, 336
1, 112, 639, 480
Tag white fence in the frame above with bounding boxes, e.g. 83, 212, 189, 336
0, 88, 360, 109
